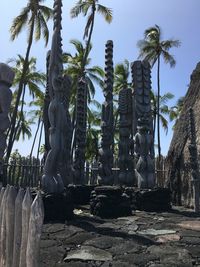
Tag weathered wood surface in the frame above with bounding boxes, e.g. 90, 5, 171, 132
0, 185, 10, 267
0, 187, 5, 264
0, 187, 5, 207
12, 188, 24, 267
26, 192, 44, 267
19, 188, 32, 267
6, 186, 17, 267
0, 186, 44, 267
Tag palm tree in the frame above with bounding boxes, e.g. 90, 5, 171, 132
9, 56, 45, 99
63, 39, 104, 105
14, 111, 34, 141
70, 0, 112, 72
70, 2, 112, 168
86, 105, 101, 161
114, 59, 131, 94
7, 55, 46, 157
28, 93, 45, 159
151, 91, 175, 136
112, 59, 132, 140
63, 39, 104, 157
137, 24, 180, 160
169, 96, 185, 128
6, 0, 52, 162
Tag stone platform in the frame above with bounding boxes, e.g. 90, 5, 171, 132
42, 190, 74, 223
125, 187, 171, 212
68, 184, 95, 205
40, 205, 200, 267
90, 186, 132, 218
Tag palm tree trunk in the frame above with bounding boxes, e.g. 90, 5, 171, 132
29, 117, 41, 160
70, 103, 77, 160
157, 55, 161, 161
5, 15, 35, 163
11, 84, 26, 145
36, 121, 43, 161
82, 4, 95, 72
153, 108, 156, 141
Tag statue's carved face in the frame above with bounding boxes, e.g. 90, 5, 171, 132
138, 126, 149, 133
0, 63, 15, 86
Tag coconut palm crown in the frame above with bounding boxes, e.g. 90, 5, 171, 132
137, 24, 180, 160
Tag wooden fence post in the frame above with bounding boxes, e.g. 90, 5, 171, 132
0, 187, 5, 208
5, 186, 17, 267
0, 187, 5, 260
0, 185, 10, 267
26, 191, 44, 267
19, 188, 32, 267
12, 188, 24, 267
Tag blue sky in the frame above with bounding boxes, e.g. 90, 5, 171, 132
1, 0, 200, 156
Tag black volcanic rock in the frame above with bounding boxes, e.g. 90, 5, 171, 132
90, 186, 132, 218
125, 187, 171, 212
43, 190, 74, 223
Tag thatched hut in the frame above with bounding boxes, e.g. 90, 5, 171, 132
166, 62, 200, 207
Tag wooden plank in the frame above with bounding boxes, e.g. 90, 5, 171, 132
26, 192, 44, 267
12, 188, 24, 267
19, 188, 32, 267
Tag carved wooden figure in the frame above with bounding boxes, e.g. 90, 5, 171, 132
98, 40, 114, 185
132, 61, 155, 188
0, 63, 15, 177
73, 77, 87, 184
43, 51, 51, 160
134, 119, 155, 188
118, 86, 134, 186
42, 0, 72, 192
131, 60, 152, 132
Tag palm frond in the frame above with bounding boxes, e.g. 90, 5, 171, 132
34, 12, 41, 41
160, 92, 174, 104
70, 1, 88, 18
160, 115, 168, 134
161, 39, 181, 50
86, 65, 104, 77
96, 4, 113, 23
162, 50, 176, 67
10, 6, 30, 40
39, 5, 53, 20
90, 99, 101, 110
37, 12, 49, 46
144, 25, 161, 41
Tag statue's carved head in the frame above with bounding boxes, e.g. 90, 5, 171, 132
137, 117, 150, 132
0, 63, 15, 87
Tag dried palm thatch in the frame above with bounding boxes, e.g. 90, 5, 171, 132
166, 62, 200, 207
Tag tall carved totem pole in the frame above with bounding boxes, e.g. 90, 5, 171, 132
0, 63, 15, 179
98, 40, 114, 185
131, 61, 155, 188
43, 51, 51, 161
73, 77, 87, 184
118, 85, 134, 186
42, 0, 72, 193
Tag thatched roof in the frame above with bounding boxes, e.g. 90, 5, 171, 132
167, 62, 200, 164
